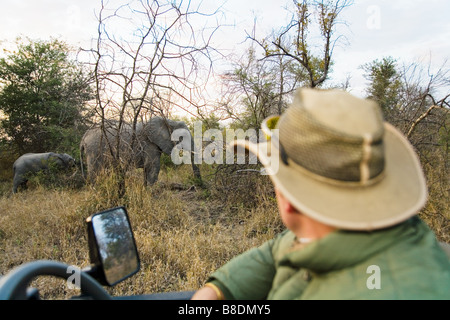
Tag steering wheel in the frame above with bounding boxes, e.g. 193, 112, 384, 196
0, 260, 112, 300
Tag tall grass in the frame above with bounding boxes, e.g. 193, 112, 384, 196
0, 164, 282, 299
0, 157, 448, 299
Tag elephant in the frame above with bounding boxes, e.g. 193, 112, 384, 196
12, 152, 76, 193
79, 117, 201, 186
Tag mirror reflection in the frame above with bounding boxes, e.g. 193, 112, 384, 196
92, 207, 139, 285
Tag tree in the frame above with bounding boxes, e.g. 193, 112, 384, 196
362, 56, 449, 239
249, 0, 353, 88
0, 38, 93, 155
361, 57, 402, 123
220, 0, 352, 132
82, 0, 223, 196
399, 60, 450, 242
217, 47, 280, 130
362, 57, 449, 146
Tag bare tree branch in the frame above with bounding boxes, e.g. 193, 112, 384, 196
80, 0, 224, 194
247, 0, 352, 88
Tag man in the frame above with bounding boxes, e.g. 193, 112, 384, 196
191, 88, 450, 300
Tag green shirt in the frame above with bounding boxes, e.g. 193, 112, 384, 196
208, 217, 450, 300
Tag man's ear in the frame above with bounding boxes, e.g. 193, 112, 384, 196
276, 188, 300, 214
285, 201, 299, 214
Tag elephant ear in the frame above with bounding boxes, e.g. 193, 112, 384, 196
141, 117, 177, 155
55, 153, 74, 166
62, 153, 75, 165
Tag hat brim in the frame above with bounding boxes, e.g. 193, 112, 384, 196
232, 123, 427, 231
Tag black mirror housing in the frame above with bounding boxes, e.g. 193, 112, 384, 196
86, 207, 140, 286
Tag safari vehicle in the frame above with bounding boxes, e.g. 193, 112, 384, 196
0, 207, 194, 300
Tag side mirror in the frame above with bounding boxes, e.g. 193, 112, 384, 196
86, 207, 140, 286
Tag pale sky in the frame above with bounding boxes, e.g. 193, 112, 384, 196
1, 0, 449, 98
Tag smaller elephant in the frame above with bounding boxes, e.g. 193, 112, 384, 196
12, 152, 76, 193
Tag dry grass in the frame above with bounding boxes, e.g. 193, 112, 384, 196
419, 159, 450, 244
0, 164, 282, 299
0, 159, 448, 300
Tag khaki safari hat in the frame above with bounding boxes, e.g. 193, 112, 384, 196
233, 88, 428, 231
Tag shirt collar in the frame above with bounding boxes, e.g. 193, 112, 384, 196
279, 217, 426, 273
